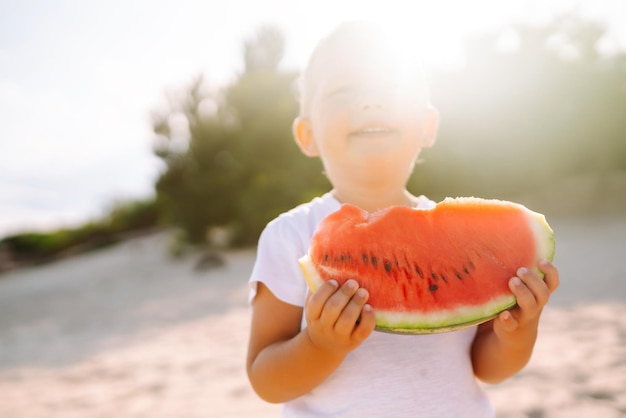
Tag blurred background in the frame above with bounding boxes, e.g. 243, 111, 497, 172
1, 0, 624, 262
1, 1, 625, 417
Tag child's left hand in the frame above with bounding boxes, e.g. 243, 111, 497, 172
492, 259, 560, 341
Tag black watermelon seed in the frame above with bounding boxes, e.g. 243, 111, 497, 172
415, 267, 423, 278
429, 284, 438, 292
464, 267, 470, 275
362, 254, 368, 264
456, 272, 463, 280
324, 254, 329, 262
441, 274, 448, 283
431, 272, 438, 281
371, 256, 378, 267
384, 261, 392, 273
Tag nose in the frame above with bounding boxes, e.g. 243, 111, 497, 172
357, 86, 390, 111
359, 92, 384, 111
363, 104, 383, 110
362, 102, 382, 111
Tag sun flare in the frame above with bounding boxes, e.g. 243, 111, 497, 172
299, 1, 521, 73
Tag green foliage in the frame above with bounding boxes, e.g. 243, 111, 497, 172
104, 197, 162, 233
153, 27, 328, 246
1, 198, 161, 264
409, 14, 626, 203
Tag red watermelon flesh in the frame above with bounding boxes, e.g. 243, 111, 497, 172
298, 197, 555, 334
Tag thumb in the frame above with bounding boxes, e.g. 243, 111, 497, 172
495, 310, 519, 334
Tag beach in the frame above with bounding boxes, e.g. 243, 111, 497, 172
0, 216, 625, 417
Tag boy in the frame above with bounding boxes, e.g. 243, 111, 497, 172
246, 21, 559, 417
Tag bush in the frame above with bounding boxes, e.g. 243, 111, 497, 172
0, 197, 161, 265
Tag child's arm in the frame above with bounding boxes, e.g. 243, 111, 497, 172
247, 279, 376, 403
471, 260, 560, 384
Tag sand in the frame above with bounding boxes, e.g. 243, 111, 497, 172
0, 216, 625, 417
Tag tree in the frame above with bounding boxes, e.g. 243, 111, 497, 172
152, 27, 328, 246
411, 14, 626, 206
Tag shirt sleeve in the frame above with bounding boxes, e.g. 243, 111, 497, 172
248, 216, 309, 307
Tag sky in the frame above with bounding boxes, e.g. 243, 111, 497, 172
1, 0, 625, 238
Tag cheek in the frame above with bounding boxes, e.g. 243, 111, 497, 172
401, 110, 427, 140
312, 106, 349, 137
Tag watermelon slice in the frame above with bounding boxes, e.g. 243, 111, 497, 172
298, 197, 555, 334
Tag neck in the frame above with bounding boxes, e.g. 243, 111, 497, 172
331, 186, 418, 213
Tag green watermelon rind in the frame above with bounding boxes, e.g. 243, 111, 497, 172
373, 294, 517, 334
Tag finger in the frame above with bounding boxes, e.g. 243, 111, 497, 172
319, 279, 359, 326
495, 310, 519, 333
517, 267, 551, 308
306, 280, 339, 322
539, 259, 560, 293
352, 304, 376, 341
509, 276, 539, 319
334, 287, 369, 335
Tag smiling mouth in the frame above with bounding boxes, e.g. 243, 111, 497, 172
351, 127, 397, 136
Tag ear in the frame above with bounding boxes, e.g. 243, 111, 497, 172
293, 117, 319, 157
421, 105, 440, 148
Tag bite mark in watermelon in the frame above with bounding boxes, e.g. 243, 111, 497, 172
298, 197, 555, 334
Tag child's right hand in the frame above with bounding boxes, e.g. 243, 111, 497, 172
304, 279, 376, 356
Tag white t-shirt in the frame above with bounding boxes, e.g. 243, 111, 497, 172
249, 193, 494, 418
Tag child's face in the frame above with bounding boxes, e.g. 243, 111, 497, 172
295, 36, 437, 186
